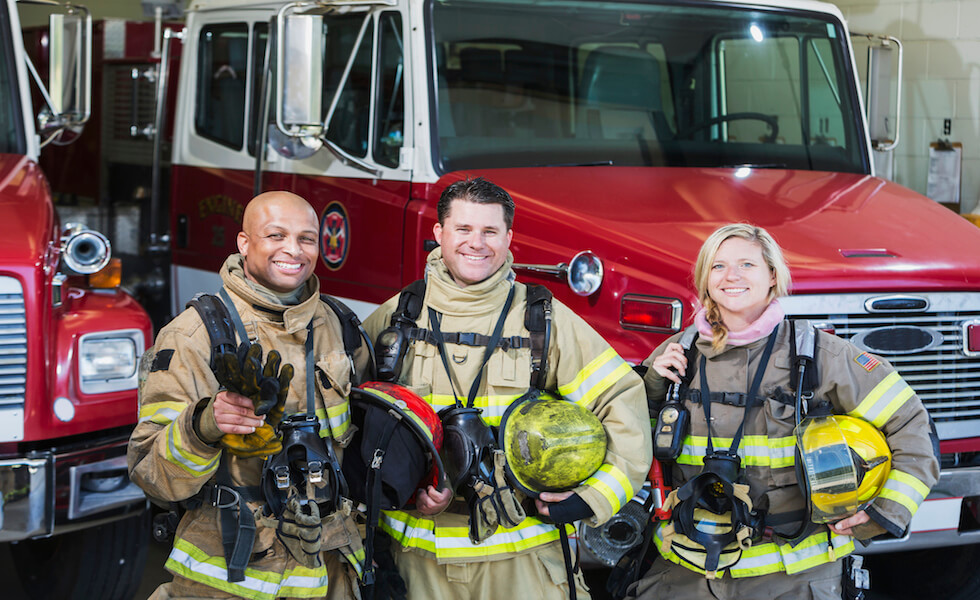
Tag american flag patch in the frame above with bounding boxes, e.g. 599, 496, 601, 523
855, 352, 881, 372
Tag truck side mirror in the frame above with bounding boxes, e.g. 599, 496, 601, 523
276, 12, 323, 141
39, 9, 92, 143
863, 35, 902, 152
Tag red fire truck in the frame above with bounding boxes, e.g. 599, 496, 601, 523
36, 0, 980, 597
0, 1, 153, 598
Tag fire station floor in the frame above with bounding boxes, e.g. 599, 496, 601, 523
0, 537, 902, 600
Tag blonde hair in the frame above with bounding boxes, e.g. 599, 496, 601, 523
693, 223, 791, 349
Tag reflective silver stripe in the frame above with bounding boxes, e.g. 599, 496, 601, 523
140, 406, 180, 424
852, 372, 913, 428
879, 470, 930, 513
435, 521, 558, 550
279, 570, 330, 595
380, 511, 561, 557
166, 422, 220, 476
167, 545, 280, 600
559, 349, 628, 405
584, 464, 633, 513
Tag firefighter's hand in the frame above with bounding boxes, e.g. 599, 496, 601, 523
831, 510, 870, 536
213, 390, 264, 434
651, 342, 687, 384
534, 491, 574, 518
416, 485, 453, 515
213, 390, 283, 458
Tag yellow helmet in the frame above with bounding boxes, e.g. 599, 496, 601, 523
499, 393, 607, 496
796, 415, 891, 523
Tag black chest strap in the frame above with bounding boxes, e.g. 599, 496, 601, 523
382, 280, 553, 391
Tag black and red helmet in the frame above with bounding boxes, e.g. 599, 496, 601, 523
342, 382, 446, 510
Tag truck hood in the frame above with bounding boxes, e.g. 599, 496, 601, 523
486, 166, 980, 293
0, 154, 54, 267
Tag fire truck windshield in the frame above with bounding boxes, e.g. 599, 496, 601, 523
0, 4, 24, 155
431, 0, 868, 175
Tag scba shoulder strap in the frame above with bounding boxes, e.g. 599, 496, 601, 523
320, 293, 375, 385
187, 291, 368, 385
376, 279, 553, 386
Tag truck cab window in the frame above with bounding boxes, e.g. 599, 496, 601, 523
195, 23, 248, 149
246, 23, 269, 157
374, 12, 404, 168
0, 7, 23, 155
431, 0, 865, 174
322, 14, 374, 158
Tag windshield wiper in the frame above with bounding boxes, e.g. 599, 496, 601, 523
528, 160, 615, 168
719, 163, 788, 169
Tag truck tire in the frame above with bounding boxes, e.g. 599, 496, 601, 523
865, 543, 980, 600
11, 509, 150, 600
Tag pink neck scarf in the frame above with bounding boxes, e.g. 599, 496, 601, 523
695, 299, 785, 346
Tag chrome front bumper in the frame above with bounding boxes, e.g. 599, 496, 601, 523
862, 465, 980, 554
0, 451, 145, 542
0, 456, 51, 542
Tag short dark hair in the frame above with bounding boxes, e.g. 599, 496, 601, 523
437, 177, 515, 229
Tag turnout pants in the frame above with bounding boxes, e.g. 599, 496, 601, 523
628, 558, 843, 600
392, 540, 591, 600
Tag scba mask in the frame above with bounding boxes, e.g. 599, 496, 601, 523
261, 415, 346, 519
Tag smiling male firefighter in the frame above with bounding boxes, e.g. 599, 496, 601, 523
129, 191, 369, 600
363, 177, 652, 599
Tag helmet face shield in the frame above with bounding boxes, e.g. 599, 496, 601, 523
795, 415, 890, 523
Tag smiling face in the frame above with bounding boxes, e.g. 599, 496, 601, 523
237, 192, 319, 293
433, 199, 513, 287
707, 236, 776, 330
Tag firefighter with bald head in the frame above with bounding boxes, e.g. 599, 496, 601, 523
363, 177, 652, 599
129, 191, 369, 600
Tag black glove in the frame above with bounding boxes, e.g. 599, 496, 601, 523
213, 341, 294, 458
546, 493, 593, 524
366, 531, 407, 600
214, 341, 293, 416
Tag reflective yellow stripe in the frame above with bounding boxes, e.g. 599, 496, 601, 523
558, 348, 631, 407
583, 463, 633, 514
167, 537, 328, 600
380, 511, 567, 559
677, 435, 796, 468
139, 401, 185, 425
165, 421, 220, 477
278, 564, 331, 598
879, 470, 930, 514
327, 400, 350, 437
343, 546, 366, 578
315, 402, 351, 439
656, 523, 852, 578
850, 372, 914, 428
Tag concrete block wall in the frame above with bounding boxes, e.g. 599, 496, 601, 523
834, 0, 980, 213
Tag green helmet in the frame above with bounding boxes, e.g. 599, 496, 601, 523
498, 392, 607, 497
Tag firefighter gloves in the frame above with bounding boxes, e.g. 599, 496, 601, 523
468, 450, 526, 544
278, 497, 323, 569
214, 341, 295, 458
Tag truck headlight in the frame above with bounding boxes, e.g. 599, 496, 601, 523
78, 330, 144, 394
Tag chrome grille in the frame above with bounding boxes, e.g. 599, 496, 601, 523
781, 292, 980, 441
0, 276, 26, 442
